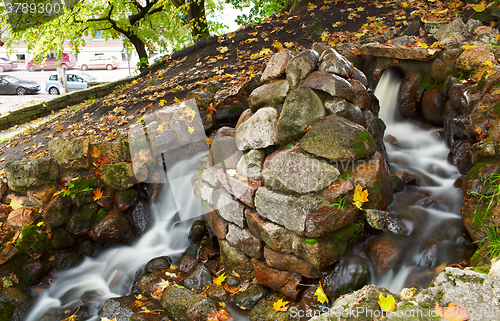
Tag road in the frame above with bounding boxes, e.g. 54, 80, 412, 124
0, 66, 138, 116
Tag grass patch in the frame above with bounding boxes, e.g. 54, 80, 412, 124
468, 172, 500, 227
329, 194, 349, 215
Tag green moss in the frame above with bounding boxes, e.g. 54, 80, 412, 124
75, 205, 97, 222
472, 203, 490, 227
116, 189, 137, 203
467, 162, 487, 181
352, 131, 376, 157
303, 238, 321, 245
339, 172, 352, 180
50, 229, 75, 248
0, 302, 15, 320
15, 226, 48, 256
95, 208, 108, 223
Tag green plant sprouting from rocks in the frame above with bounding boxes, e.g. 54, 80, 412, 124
329, 194, 348, 214
60, 180, 94, 200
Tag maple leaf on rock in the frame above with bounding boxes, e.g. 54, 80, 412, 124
273, 299, 289, 312
314, 282, 329, 304
378, 294, 396, 312
213, 272, 227, 285
352, 184, 369, 209
93, 188, 103, 201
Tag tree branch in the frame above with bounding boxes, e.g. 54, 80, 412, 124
128, 0, 162, 26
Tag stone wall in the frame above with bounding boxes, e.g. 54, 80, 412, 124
0, 77, 137, 131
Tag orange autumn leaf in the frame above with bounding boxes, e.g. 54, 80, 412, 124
435, 302, 469, 321
206, 309, 232, 321
90, 146, 101, 158
273, 299, 289, 312
93, 188, 103, 201
213, 272, 227, 285
352, 184, 369, 210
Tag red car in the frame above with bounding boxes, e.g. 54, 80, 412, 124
26, 52, 76, 71
0, 57, 18, 72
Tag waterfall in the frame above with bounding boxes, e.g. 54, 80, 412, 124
24, 153, 205, 321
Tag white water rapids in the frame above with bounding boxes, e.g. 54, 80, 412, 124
24, 69, 470, 320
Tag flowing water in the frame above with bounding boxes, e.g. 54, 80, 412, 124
24, 69, 471, 320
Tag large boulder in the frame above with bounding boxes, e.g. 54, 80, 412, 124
92, 210, 132, 244
276, 87, 325, 143
261, 49, 294, 83
5, 157, 59, 192
210, 127, 241, 169
100, 162, 147, 190
252, 259, 303, 300
160, 285, 219, 321
300, 115, 377, 161
235, 107, 279, 150
49, 137, 90, 171
302, 71, 355, 101
219, 239, 255, 279
286, 49, 319, 88
261, 147, 339, 194
249, 80, 290, 112
226, 223, 264, 258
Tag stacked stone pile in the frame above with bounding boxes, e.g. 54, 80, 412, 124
193, 46, 394, 299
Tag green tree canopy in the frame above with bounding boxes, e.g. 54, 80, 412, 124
0, 0, 224, 68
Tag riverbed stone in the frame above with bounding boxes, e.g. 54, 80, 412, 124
249, 80, 290, 112
252, 259, 303, 300
27, 184, 58, 206
254, 187, 321, 235
286, 49, 319, 87
210, 127, 241, 169
293, 222, 363, 269
233, 285, 269, 310
366, 234, 404, 276
212, 189, 246, 228
363, 209, 388, 230
352, 152, 393, 210
261, 49, 294, 83
276, 87, 325, 143
145, 256, 172, 273
7, 207, 38, 228
264, 246, 321, 279
49, 137, 90, 171
41, 194, 72, 228
303, 71, 355, 101
100, 295, 137, 321
235, 107, 279, 151
5, 157, 59, 192
456, 44, 496, 70
226, 223, 264, 258
245, 209, 298, 254
160, 285, 219, 321
92, 210, 132, 244
304, 206, 360, 238
249, 292, 301, 321
237, 149, 265, 181
100, 162, 146, 190
183, 264, 213, 290
300, 115, 377, 161
219, 239, 254, 279
262, 147, 339, 194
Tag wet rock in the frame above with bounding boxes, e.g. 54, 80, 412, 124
264, 246, 321, 279
160, 285, 219, 321
245, 209, 298, 254
249, 80, 289, 112
210, 127, 241, 169
130, 312, 167, 321
183, 264, 213, 290
237, 149, 265, 181
0, 286, 32, 321
95, 186, 116, 210
212, 189, 246, 228
293, 222, 363, 269
384, 213, 410, 236
235, 107, 279, 150
49, 137, 90, 171
456, 44, 496, 70
252, 259, 303, 300
205, 284, 230, 302
471, 138, 497, 164
145, 256, 172, 273
366, 234, 403, 276
363, 209, 388, 230
217, 168, 260, 208
352, 152, 393, 209
448, 139, 474, 175
67, 204, 97, 236
180, 254, 199, 273
304, 206, 360, 239
115, 189, 139, 212
402, 171, 419, 186
196, 236, 219, 263
448, 81, 474, 115
249, 292, 301, 321
41, 194, 72, 228
219, 239, 254, 279
203, 204, 229, 239
233, 285, 269, 310
391, 174, 405, 193
262, 147, 339, 194
350, 79, 371, 112
188, 220, 207, 244
5, 157, 59, 192
422, 89, 445, 126
261, 49, 294, 83
299, 285, 327, 319
100, 162, 147, 190
22, 260, 51, 286
302, 71, 355, 101
226, 223, 263, 258
78, 240, 102, 257
319, 48, 352, 78
277, 87, 325, 143
187, 89, 213, 109
100, 295, 141, 321
131, 199, 150, 234
50, 249, 84, 271
363, 110, 387, 158
7, 207, 37, 228
50, 228, 75, 249
398, 74, 419, 119
254, 187, 321, 235
359, 42, 439, 60
300, 115, 377, 161
286, 49, 319, 87
322, 255, 371, 301
325, 179, 354, 202
26, 184, 58, 206
92, 210, 132, 244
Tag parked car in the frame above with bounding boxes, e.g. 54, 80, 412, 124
26, 52, 76, 71
0, 75, 40, 95
78, 55, 120, 70
0, 57, 18, 72
45, 71, 97, 95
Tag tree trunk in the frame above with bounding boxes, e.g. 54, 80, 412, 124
187, 0, 209, 39
128, 34, 149, 70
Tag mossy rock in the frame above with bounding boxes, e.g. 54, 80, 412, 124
50, 228, 75, 249
15, 226, 48, 257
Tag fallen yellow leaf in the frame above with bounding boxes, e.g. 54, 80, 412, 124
273, 299, 289, 312
378, 294, 396, 312
314, 281, 329, 304
352, 184, 369, 210
214, 272, 227, 285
